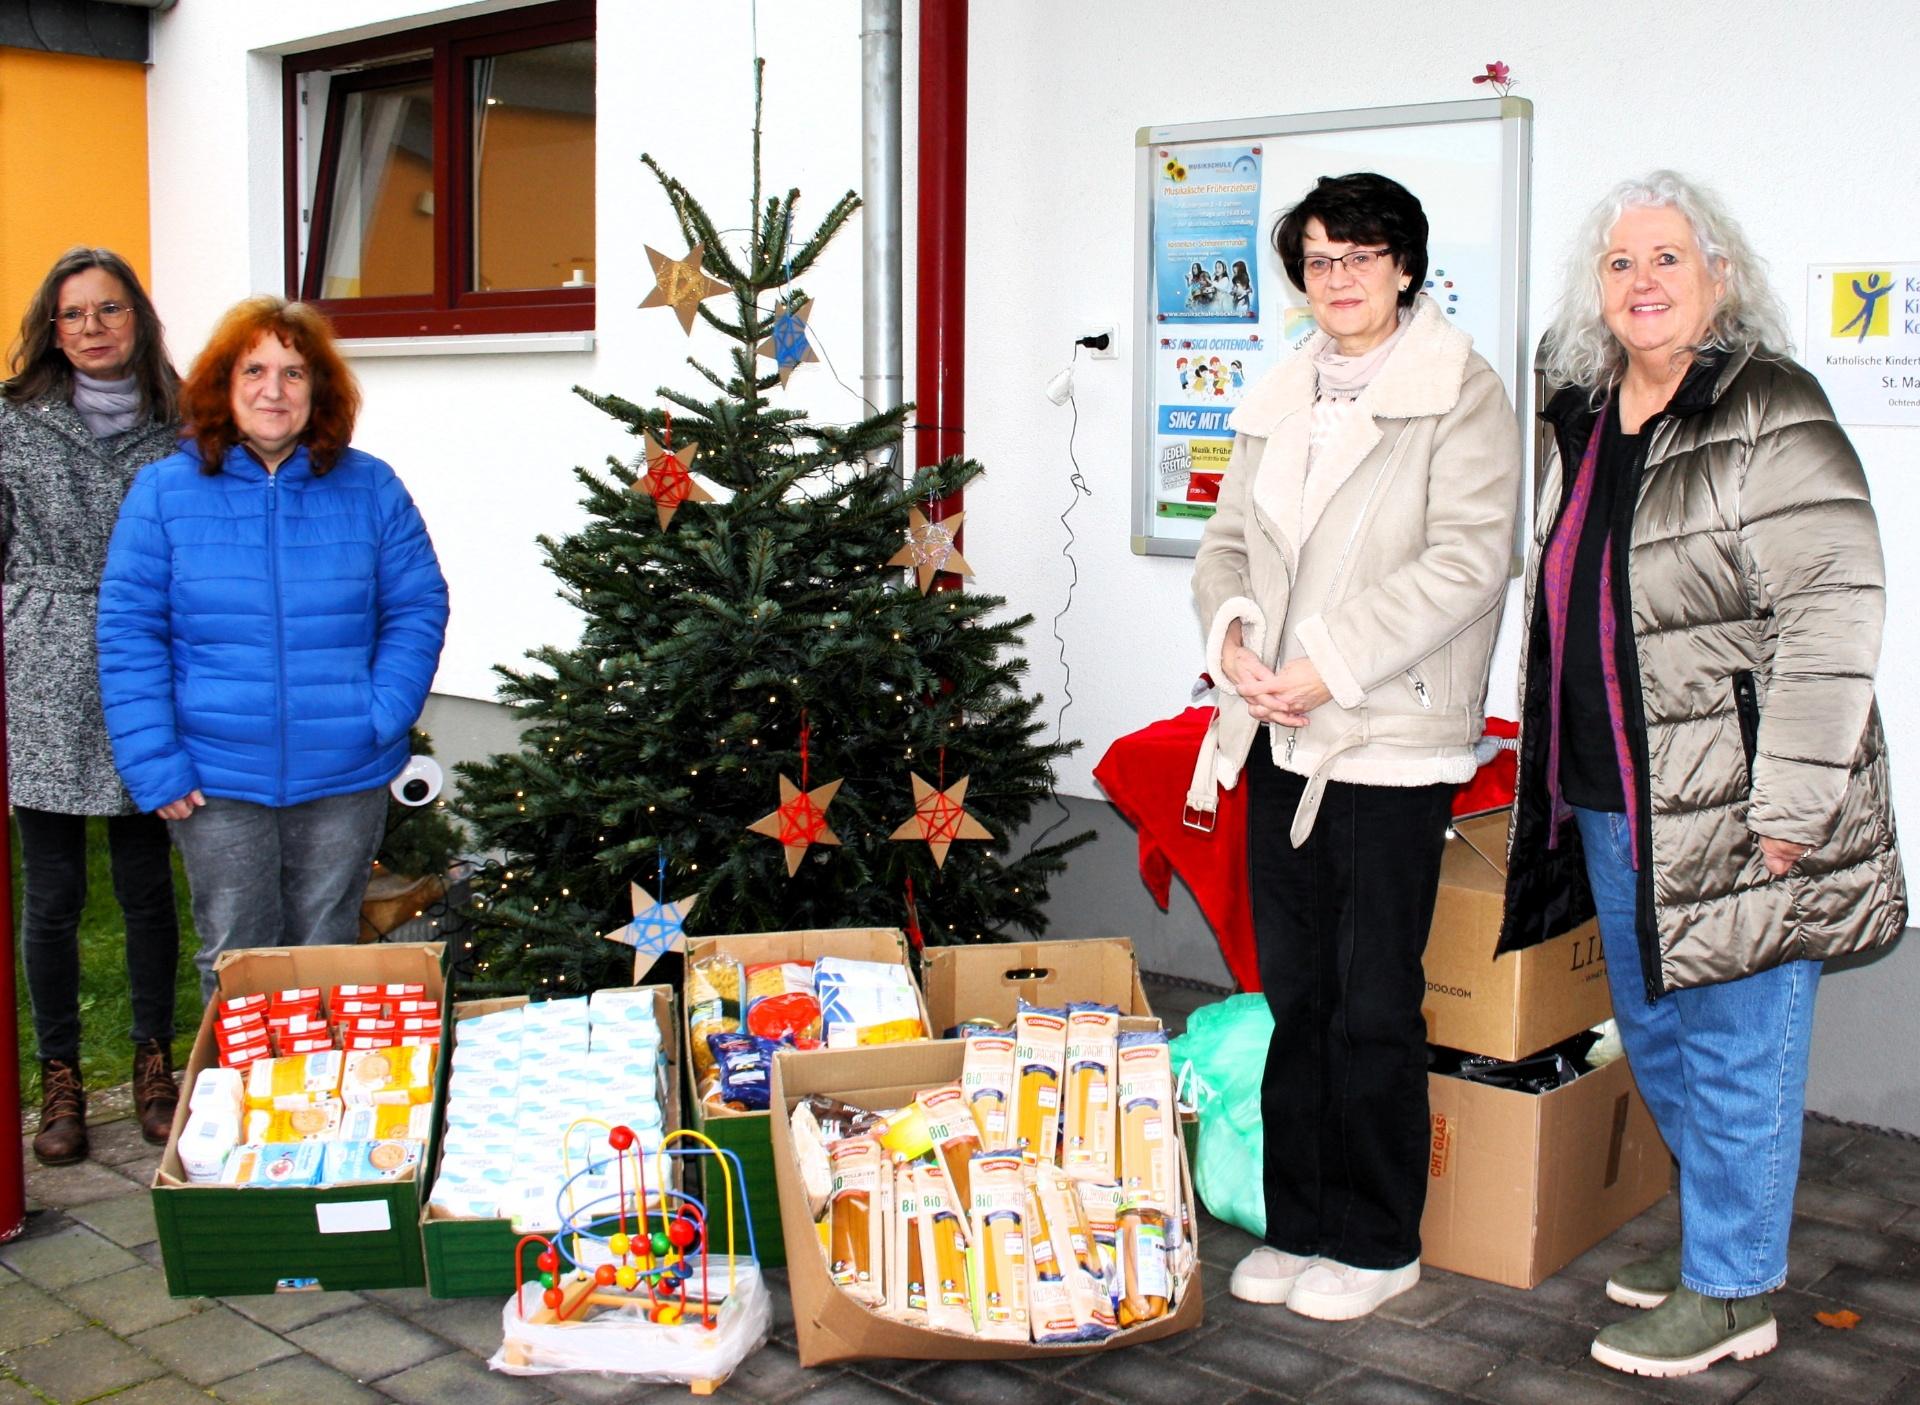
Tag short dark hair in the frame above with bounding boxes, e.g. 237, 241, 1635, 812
4, 246, 179, 419
1272, 172, 1429, 309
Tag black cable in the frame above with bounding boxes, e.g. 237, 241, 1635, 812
1027, 344, 1091, 856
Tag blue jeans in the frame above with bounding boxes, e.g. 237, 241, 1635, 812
168, 788, 388, 998
1572, 806, 1817, 1297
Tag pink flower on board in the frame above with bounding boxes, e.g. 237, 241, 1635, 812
1472, 62, 1515, 97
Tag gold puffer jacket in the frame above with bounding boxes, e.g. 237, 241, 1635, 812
1499, 348, 1906, 996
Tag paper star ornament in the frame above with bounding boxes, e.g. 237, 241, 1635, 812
634, 430, 714, 528
887, 507, 975, 593
890, 772, 993, 869
601, 878, 700, 981
639, 242, 732, 334
747, 774, 844, 876
756, 298, 820, 386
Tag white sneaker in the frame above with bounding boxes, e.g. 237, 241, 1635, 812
1229, 1247, 1318, 1304
1285, 1258, 1420, 1320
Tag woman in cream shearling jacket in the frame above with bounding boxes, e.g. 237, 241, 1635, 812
1191, 172, 1521, 1323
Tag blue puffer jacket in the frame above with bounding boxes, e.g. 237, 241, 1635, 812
97, 441, 449, 812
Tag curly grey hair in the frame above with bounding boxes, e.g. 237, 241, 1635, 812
1540, 171, 1793, 392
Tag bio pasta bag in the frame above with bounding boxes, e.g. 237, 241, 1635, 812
967, 1150, 1030, 1341
1074, 1179, 1125, 1310
1036, 1164, 1117, 1335
960, 1028, 1016, 1145
1115, 1029, 1177, 1215
828, 1136, 885, 1304
1011, 1003, 1068, 1164
886, 1164, 928, 1324
1023, 1179, 1082, 1343
1061, 1003, 1120, 1177
914, 1083, 982, 1213
1116, 1199, 1171, 1327
915, 1163, 974, 1335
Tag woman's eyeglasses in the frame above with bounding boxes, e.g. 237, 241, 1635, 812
52, 302, 133, 332
1302, 249, 1393, 279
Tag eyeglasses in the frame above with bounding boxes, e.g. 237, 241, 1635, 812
52, 302, 133, 333
1302, 249, 1394, 279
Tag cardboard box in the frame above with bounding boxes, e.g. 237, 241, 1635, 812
1424, 810, 1612, 1060
681, 929, 930, 1269
768, 1040, 1204, 1365
1420, 1053, 1671, 1288
420, 985, 680, 1298
153, 944, 445, 1298
921, 938, 1153, 1034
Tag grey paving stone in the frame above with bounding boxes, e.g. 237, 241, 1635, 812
62, 1261, 204, 1333
1310, 1368, 1466, 1404
0, 1276, 87, 1350
1802, 1118, 1862, 1162
1786, 1217, 1908, 1285
1329, 1317, 1506, 1391
543, 1367, 696, 1402
1059, 1344, 1246, 1404
1805, 1265, 1920, 1324
3, 1321, 166, 1399
1458, 1273, 1611, 1330
357, 1283, 442, 1314
0, 1221, 142, 1287
131, 1303, 299, 1386
111, 1147, 167, 1186
402, 1292, 513, 1356
222, 1285, 366, 1333
1736, 1331, 1916, 1400
718, 1339, 824, 1402
1195, 1261, 1366, 1347
1466, 1356, 1659, 1404
1830, 1160, 1920, 1211
24, 1155, 150, 1208
110, 1378, 230, 1405
902, 1359, 1076, 1405
1795, 1181, 1911, 1232
1556, 1235, 1649, 1288
1431, 1296, 1593, 1367
67, 1188, 161, 1248
211, 1353, 386, 1404
86, 1115, 166, 1166
1375, 1272, 1479, 1328
1734, 1384, 1853, 1405
0, 1382, 42, 1405
1164, 1319, 1348, 1395
1567, 1351, 1757, 1403
786, 1380, 927, 1405
288, 1304, 448, 1381
1197, 1218, 1264, 1272
374, 1348, 560, 1404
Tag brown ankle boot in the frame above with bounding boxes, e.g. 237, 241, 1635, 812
33, 1059, 88, 1166
133, 1039, 179, 1146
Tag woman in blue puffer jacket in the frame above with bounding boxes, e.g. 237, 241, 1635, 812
98, 296, 448, 994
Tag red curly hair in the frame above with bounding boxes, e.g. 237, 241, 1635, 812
181, 296, 360, 474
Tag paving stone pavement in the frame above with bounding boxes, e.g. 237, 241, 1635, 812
1, 985, 1916, 1402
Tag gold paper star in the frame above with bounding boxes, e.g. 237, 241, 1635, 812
600, 880, 700, 982
886, 507, 975, 593
746, 774, 844, 877
639, 243, 732, 334
890, 773, 993, 869
755, 298, 820, 386
634, 431, 714, 528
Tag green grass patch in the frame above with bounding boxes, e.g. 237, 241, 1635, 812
11, 817, 202, 1098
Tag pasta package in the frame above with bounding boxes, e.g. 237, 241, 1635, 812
1073, 1180, 1125, 1308
1024, 1182, 1082, 1343
960, 1029, 1016, 1145
1012, 1004, 1068, 1164
1035, 1164, 1118, 1336
1116, 1201, 1171, 1327
914, 1083, 982, 1213
1061, 1003, 1120, 1177
828, 1136, 885, 1304
686, 954, 744, 1083
1115, 1030, 1177, 1215
814, 957, 924, 1047
915, 1163, 974, 1335
967, 1150, 1030, 1341
886, 1163, 929, 1325
745, 960, 822, 1043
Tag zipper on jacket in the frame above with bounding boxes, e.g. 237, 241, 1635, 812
1407, 669, 1432, 709
1283, 729, 1296, 764
268, 472, 286, 806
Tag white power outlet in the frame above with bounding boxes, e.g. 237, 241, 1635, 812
1082, 325, 1118, 360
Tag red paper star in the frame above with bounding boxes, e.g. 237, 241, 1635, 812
747, 774, 843, 876
890, 773, 993, 869
635, 431, 714, 528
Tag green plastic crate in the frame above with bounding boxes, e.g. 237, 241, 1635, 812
688, 1103, 784, 1268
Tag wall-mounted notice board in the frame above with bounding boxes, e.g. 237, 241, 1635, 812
1131, 97, 1532, 557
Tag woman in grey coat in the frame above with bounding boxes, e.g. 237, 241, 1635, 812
1, 248, 185, 1163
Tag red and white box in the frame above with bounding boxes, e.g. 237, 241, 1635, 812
333, 997, 394, 1019
280, 1033, 336, 1055
390, 999, 440, 1019
343, 1016, 398, 1038
218, 993, 269, 1017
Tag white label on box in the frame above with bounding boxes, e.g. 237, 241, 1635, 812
315, 1200, 392, 1234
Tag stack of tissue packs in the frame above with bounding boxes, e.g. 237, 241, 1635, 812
429, 990, 667, 1228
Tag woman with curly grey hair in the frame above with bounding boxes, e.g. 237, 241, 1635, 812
1501, 172, 1904, 1378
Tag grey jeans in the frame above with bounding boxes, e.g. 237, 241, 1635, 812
169, 787, 388, 997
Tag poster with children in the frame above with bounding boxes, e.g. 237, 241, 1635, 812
1152, 143, 1262, 324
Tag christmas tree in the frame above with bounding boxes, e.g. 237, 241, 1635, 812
455, 65, 1088, 996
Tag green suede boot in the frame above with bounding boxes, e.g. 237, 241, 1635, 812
1605, 1244, 1681, 1309
1591, 1285, 1776, 1377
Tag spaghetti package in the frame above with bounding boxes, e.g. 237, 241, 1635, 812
1023, 1181, 1083, 1342
1061, 1003, 1120, 1177
913, 1083, 982, 1212
1034, 1164, 1117, 1336
886, 1163, 929, 1325
687, 955, 744, 1085
1012, 1003, 1068, 1164
1074, 1179, 1125, 1308
828, 1136, 886, 1305
744, 960, 822, 1043
1115, 1030, 1177, 1216
968, 1150, 1030, 1341
960, 1029, 1017, 1146
915, 1163, 974, 1335
1116, 1201, 1171, 1327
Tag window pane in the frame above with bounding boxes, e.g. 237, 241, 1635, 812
470, 39, 595, 291
319, 82, 436, 298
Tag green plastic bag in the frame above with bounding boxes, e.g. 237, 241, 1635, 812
1170, 993, 1273, 1238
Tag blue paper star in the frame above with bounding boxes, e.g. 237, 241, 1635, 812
755, 298, 820, 386
600, 874, 699, 980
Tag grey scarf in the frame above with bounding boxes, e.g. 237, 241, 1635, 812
70, 372, 143, 438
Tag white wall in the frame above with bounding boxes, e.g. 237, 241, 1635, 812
146, 0, 877, 701
963, 0, 1920, 840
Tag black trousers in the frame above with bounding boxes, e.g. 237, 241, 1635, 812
1244, 732, 1454, 1269
15, 807, 180, 1063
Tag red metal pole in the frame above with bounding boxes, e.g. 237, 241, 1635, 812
0, 614, 28, 1240
915, 0, 967, 592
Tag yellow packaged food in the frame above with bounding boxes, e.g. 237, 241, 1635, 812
1035, 1163, 1117, 1335
914, 1083, 982, 1212
1116, 1200, 1170, 1327
828, 1135, 884, 1305
886, 1162, 928, 1325
1012, 1003, 1068, 1164
242, 1099, 343, 1142
915, 1163, 973, 1335
1061, 1003, 1119, 1177
1115, 1030, 1176, 1216
244, 1052, 344, 1110
967, 1150, 1029, 1341
341, 1045, 437, 1106
960, 1030, 1016, 1145
687, 954, 743, 1082
1024, 1182, 1080, 1342
338, 1102, 434, 1141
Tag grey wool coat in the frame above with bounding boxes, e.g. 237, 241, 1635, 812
0, 392, 180, 814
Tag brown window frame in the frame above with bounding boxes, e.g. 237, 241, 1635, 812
282, 0, 595, 339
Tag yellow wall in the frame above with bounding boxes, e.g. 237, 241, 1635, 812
0, 48, 150, 367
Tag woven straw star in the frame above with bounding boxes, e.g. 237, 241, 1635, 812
639, 243, 732, 334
